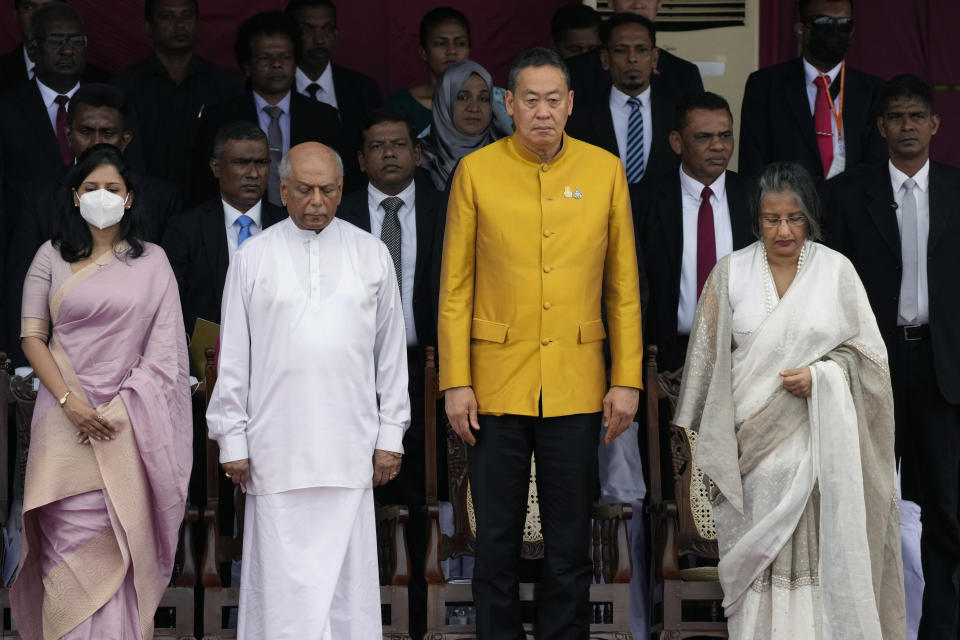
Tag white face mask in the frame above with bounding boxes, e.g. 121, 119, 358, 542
75, 189, 129, 230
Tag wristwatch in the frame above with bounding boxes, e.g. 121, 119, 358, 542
58, 390, 72, 407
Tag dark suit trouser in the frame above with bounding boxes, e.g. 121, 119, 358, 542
468, 411, 600, 639
891, 335, 960, 639
374, 349, 428, 638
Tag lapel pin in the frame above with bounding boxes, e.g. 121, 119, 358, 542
573, 188, 583, 199
563, 186, 573, 198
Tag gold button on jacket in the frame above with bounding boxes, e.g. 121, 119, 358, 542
438, 134, 643, 417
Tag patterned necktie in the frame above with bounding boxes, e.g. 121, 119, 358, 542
264, 105, 283, 207
306, 83, 320, 100
236, 214, 254, 246
625, 96, 645, 184
814, 76, 834, 178
696, 186, 716, 296
899, 178, 919, 323
54, 94, 72, 165
380, 197, 403, 295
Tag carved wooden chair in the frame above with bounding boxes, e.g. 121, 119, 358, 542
422, 347, 634, 639
199, 348, 413, 639
645, 346, 727, 639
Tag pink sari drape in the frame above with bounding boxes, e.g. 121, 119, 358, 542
11, 242, 192, 640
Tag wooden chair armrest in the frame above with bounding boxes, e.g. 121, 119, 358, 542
200, 506, 221, 588
174, 506, 199, 587
652, 503, 682, 580
375, 504, 411, 586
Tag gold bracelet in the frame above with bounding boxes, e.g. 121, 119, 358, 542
58, 390, 72, 407
385, 451, 403, 459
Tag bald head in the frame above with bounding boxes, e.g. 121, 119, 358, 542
279, 142, 344, 232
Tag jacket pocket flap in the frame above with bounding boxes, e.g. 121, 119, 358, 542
579, 319, 607, 343
471, 318, 509, 343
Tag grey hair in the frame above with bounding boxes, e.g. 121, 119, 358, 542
212, 121, 267, 161
278, 145, 344, 184
750, 162, 824, 241
506, 47, 571, 94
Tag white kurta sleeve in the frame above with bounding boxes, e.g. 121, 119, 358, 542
206, 248, 252, 463
373, 242, 411, 453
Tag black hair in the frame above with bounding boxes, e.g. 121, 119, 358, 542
284, 0, 336, 22
15, 0, 66, 11
551, 4, 601, 44
28, 3, 81, 42
212, 120, 268, 160
880, 73, 935, 115
674, 92, 733, 132
234, 11, 301, 70
419, 6, 470, 49
798, 0, 853, 19
54, 144, 145, 262
144, 0, 198, 23
506, 47, 570, 94
600, 12, 656, 48
358, 107, 420, 151
67, 83, 130, 129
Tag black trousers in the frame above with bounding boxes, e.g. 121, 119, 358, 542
891, 334, 960, 639
468, 410, 601, 639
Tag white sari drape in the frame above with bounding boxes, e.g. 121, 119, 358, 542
674, 241, 905, 640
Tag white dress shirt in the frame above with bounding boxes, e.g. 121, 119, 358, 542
223, 199, 263, 260
891, 159, 930, 325
609, 84, 652, 173
803, 58, 845, 165
253, 90, 292, 155
23, 46, 35, 80
207, 217, 410, 494
296, 64, 338, 111
367, 180, 418, 346
677, 166, 734, 334
36, 79, 79, 134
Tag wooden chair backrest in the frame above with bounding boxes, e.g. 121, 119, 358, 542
645, 346, 719, 560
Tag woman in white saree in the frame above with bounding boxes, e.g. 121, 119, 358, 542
674, 163, 905, 639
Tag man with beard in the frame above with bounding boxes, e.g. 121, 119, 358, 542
285, 0, 381, 150
739, 0, 885, 180
566, 12, 678, 191
116, 0, 242, 197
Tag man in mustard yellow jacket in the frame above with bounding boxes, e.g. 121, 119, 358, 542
438, 47, 643, 638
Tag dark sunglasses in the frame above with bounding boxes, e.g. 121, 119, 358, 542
805, 15, 855, 32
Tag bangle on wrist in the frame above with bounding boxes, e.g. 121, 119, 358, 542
385, 451, 403, 459
58, 390, 72, 407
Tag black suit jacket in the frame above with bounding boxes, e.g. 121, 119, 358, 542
0, 45, 28, 94
825, 161, 960, 403
567, 48, 704, 106
4, 168, 181, 363
161, 198, 286, 334
565, 86, 679, 190
190, 89, 360, 205
638, 169, 752, 371
336, 176, 445, 350
739, 57, 886, 181
330, 63, 382, 146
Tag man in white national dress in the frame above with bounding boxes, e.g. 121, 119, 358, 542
207, 141, 410, 639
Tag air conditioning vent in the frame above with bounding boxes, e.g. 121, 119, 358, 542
592, 1, 746, 32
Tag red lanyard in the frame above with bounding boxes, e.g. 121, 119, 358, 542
817, 61, 846, 142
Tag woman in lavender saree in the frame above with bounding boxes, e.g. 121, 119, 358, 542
674, 163, 905, 639
10, 144, 192, 639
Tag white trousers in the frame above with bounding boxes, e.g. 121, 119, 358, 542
238, 487, 382, 640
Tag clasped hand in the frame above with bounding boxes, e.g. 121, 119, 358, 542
780, 366, 812, 398
63, 394, 116, 444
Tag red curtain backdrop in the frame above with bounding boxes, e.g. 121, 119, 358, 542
760, 0, 960, 165
0, 0, 576, 93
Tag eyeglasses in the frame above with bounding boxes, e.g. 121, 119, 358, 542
761, 215, 808, 228
805, 15, 855, 33
35, 34, 87, 50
